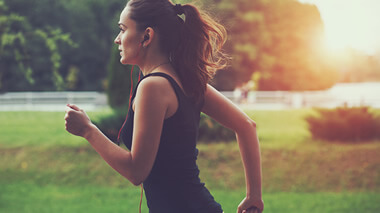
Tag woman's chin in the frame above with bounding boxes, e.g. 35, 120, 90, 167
120, 58, 129, 65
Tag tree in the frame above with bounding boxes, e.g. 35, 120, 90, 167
106, 46, 140, 111
1, 0, 124, 92
59, 0, 125, 91
207, 0, 338, 91
0, 0, 76, 92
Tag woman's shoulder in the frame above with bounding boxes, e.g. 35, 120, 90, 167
134, 73, 179, 118
136, 74, 175, 100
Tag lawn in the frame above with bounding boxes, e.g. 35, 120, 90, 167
0, 110, 379, 212
1, 183, 378, 213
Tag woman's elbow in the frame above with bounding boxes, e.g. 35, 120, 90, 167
130, 178, 143, 186
128, 174, 145, 186
248, 118, 257, 129
122, 157, 148, 186
127, 168, 149, 186
235, 118, 257, 134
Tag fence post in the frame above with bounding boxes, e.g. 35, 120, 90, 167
291, 93, 303, 109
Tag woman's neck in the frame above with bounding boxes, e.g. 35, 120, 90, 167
139, 52, 170, 76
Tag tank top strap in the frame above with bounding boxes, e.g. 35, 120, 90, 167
129, 72, 184, 107
146, 72, 182, 90
143, 72, 184, 97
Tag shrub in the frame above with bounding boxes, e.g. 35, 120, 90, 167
92, 110, 126, 143
93, 111, 235, 144
305, 106, 379, 142
106, 46, 140, 111
198, 113, 235, 143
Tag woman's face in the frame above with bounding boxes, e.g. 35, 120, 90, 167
114, 7, 143, 65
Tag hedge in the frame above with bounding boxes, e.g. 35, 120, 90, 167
305, 106, 380, 142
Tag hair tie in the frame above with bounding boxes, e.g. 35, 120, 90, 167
173, 4, 184, 15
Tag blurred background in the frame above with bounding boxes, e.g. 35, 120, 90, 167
1, 0, 380, 110
0, 0, 379, 212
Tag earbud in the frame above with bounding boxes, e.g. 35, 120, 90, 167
142, 34, 149, 43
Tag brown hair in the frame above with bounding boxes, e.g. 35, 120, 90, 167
127, 0, 227, 104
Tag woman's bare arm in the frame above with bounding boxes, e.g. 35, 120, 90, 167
202, 84, 264, 213
64, 77, 172, 186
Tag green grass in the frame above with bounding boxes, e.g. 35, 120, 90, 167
0, 111, 84, 147
1, 110, 379, 212
0, 109, 311, 148
0, 110, 113, 148
0, 182, 146, 213
1, 183, 378, 213
246, 109, 312, 148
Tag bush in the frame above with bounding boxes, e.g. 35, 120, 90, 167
106, 46, 140, 111
93, 111, 235, 144
198, 113, 235, 143
305, 106, 379, 142
92, 110, 126, 143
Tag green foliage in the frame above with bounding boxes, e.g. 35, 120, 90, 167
0, 0, 77, 91
1, 0, 353, 92
305, 107, 380, 142
34, 28, 77, 91
65, 65, 80, 90
92, 109, 127, 143
106, 46, 141, 111
0, 0, 124, 92
3, 0, 377, 93
209, 0, 338, 91
59, 0, 125, 91
198, 113, 235, 142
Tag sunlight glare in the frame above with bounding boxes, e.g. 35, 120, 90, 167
299, 0, 380, 55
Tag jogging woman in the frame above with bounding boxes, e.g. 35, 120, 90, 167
65, 0, 263, 212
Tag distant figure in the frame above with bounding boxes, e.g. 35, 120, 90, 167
64, 0, 263, 212
236, 81, 253, 104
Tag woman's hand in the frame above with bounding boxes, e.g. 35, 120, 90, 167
237, 196, 264, 213
64, 104, 93, 138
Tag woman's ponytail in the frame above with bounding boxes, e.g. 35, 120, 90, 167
172, 3, 228, 104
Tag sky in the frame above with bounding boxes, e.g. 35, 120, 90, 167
298, 0, 380, 55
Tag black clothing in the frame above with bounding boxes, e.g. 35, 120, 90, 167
119, 72, 223, 213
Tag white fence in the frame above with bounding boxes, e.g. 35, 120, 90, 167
0, 92, 107, 111
226, 90, 380, 110
0, 82, 379, 111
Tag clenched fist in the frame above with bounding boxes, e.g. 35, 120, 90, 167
64, 104, 94, 138
237, 195, 264, 213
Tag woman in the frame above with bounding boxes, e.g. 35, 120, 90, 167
64, 0, 263, 212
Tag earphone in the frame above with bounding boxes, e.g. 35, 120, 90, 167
142, 34, 149, 44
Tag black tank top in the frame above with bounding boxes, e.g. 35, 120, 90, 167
119, 72, 223, 213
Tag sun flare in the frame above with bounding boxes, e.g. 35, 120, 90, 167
299, 0, 380, 55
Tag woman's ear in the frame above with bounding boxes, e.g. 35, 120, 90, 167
142, 27, 155, 47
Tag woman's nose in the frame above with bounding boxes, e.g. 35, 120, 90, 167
114, 34, 120, 44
